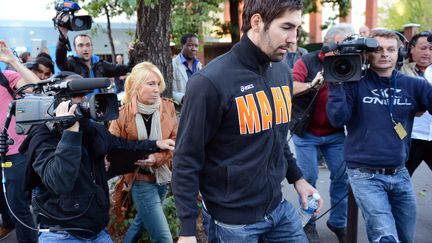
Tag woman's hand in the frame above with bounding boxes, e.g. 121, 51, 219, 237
135, 154, 156, 168
156, 139, 175, 151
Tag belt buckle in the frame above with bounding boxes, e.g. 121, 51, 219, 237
384, 168, 397, 175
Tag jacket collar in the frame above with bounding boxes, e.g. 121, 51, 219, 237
232, 34, 271, 74
366, 68, 400, 84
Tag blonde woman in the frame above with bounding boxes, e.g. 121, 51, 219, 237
110, 62, 177, 243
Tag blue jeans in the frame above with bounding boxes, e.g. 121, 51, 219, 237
123, 181, 172, 243
347, 168, 416, 243
4, 153, 38, 243
205, 199, 308, 243
39, 228, 112, 242
292, 131, 347, 228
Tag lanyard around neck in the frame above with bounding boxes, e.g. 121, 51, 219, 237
378, 75, 398, 124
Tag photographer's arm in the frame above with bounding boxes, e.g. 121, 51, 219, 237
292, 58, 323, 96
326, 82, 355, 127
55, 27, 72, 71
32, 102, 82, 194
0, 40, 39, 90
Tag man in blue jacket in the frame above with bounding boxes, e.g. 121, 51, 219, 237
172, 1, 322, 243
327, 29, 432, 243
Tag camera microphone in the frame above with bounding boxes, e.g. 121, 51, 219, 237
321, 42, 338, 53
67, 78, 110, 91
48, 78, 110, 92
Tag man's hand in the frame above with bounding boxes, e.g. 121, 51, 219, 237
310, 71, 324, 89
135, 154, 156, 168
55, 101, 79, 132
0, 40, 16, 64
294, 178, 324, 215
156, 139, 175, 151
177, 236, 197, 243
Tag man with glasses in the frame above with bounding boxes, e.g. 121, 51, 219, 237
55, 26, 131, 95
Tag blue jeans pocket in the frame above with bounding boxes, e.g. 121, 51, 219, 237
40, 231, 71, 241
347, 169, 374, 181
214, 220, 247, 230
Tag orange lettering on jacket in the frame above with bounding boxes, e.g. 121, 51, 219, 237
235, 86, 292, 135
235, 94, 261, 135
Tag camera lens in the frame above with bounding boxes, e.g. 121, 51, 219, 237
72, 18, 84, 28
334, 58, 352, 76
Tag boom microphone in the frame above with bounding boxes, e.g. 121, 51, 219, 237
48, 78, 110, 92
67, 78, 110, 91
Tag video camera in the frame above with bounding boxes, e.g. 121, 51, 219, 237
323, 36, 379, 82
14, 72, 119, 135
53, 0, 92, 31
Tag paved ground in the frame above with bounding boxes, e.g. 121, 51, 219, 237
282, 162, 432, 243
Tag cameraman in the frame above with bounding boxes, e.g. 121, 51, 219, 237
21, 95, 174, 242
290, 23, 355, 243
0, 40, 39, 243
55, 26, 131, 95
326, 29, 432, 243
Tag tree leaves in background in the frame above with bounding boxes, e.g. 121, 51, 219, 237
379, 0, 432, 31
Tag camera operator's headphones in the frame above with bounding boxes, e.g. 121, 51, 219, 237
393, 31, 409, 67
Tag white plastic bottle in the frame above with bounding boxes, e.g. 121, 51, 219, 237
298, 193, 321, 227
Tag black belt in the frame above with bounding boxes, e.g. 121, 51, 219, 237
356, 167, 401, 175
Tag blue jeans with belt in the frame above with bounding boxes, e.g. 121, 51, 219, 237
347, 167, 416, 243
205, 199, 308, 243
122, 181, 172, 243
292, 131, 347, 228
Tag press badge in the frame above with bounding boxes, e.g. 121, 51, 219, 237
394, 122, 407, 140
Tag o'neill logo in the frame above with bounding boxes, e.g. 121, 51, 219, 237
363, 88, 412, 106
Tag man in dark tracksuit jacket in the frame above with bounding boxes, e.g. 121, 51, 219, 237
172, 1, 322, 242
20, 101, 173, 241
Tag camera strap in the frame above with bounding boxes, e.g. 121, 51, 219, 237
0, 72, 15, 97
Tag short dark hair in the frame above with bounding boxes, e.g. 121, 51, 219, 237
370, 29, 402, 47
36, 52, 52, 61
35, 57, 54, 73
241, 0, 304, 33
408, 31, 432, 60
180, 33, 198, 45
73, 34, 92, 46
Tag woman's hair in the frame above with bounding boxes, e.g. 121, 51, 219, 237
123, 62, 166, 104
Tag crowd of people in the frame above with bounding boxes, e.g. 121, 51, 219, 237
0, 0, 431, 243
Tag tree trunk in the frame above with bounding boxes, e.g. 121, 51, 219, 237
130, 0, 173, 98
229, 0, 240, 44
104, 4, 116, 62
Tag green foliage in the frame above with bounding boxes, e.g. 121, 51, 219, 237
379, 0, 432, 31
81, 0, 135, 18
171, 0, 225, 45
